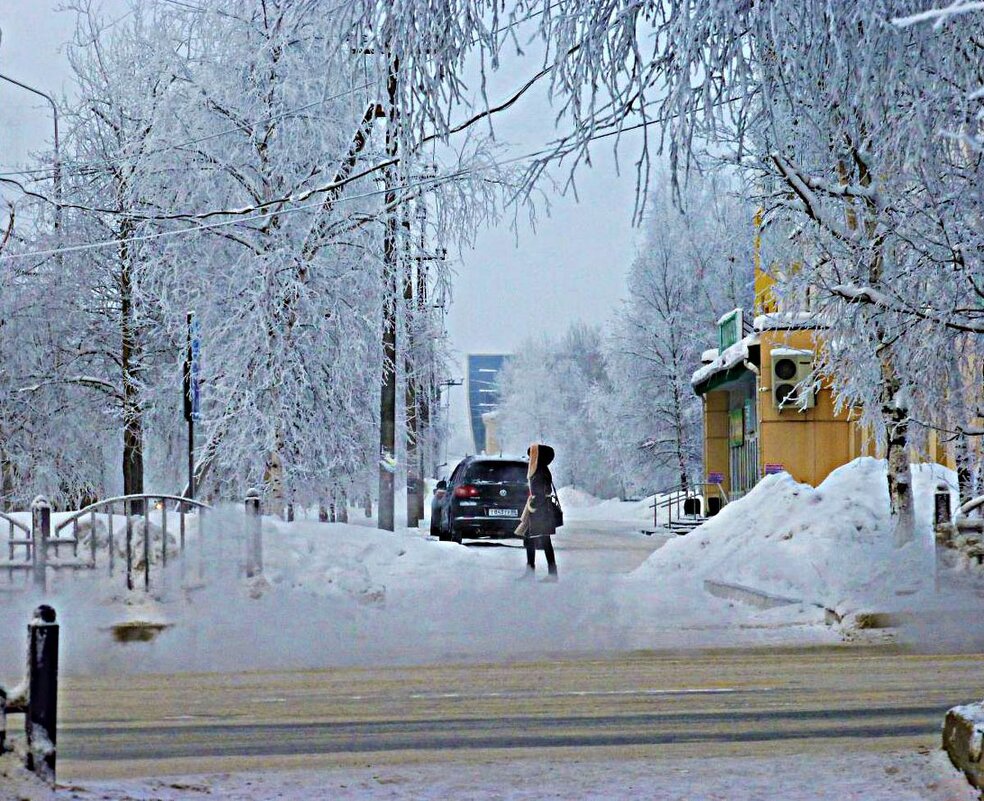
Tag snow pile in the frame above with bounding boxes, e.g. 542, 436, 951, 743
0, 750, 54, 801
67, 750, 978, 801
0, 508, 637, 676
631, 458, 952, 617
556, 486, 601, 509
555, 489, 656, 525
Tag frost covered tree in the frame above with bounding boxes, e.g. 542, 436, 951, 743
498, 323, 621, 497
344, 0, 982, 538
0, 0, 509, 510
611, 172, 753, 492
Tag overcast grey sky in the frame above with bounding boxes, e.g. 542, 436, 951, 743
0, 0, 647, 457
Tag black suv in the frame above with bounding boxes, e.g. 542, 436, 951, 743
430, 456, 529, 543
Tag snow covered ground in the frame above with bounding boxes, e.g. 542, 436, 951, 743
621, 458, 962, 632
1, 458, 979, 680
10, 749, 976, 800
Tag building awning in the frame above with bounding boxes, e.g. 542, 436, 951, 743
691, 335, 757, 396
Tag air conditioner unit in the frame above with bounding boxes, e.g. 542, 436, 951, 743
770, 348, 815, 410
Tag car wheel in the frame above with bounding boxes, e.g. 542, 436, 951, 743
450, 523, 463, 545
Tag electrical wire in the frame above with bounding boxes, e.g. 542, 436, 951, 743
0, 166, 471, 261
0, 82, 374, 182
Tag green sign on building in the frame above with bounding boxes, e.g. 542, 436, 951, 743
718, 308, 743, 351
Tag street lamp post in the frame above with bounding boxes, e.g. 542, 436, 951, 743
0, 26, 62, 226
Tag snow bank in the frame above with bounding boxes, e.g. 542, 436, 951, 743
630, 458, 953, 617
0, 459, 965, 679
0, 510, 639, 676
0, 750, 54, 801
69, 750, 977, 801
556, 486, 601, 509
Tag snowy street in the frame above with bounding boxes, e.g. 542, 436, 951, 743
1, 0, 982, 797
1, 473, 983, 799
52, 647, 981, 799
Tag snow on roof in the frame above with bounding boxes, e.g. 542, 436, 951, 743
691, 335, 755, 388
753, 312, 824, 331
701, 348, 719, 364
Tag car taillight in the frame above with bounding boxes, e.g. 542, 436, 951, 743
454, 484, 480, 498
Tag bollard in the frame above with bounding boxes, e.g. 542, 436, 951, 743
935, 483, 952, 528
1, 686, 6, 753
245, 488, 262, 577
339, 491, 349, 524
31, 496, 51, 593
25, 605, 58, 785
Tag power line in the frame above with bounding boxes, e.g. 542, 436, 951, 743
0, 0, 563, 182
0, 89, 747, 263
0, 167, 470, 261
0, 82, 373, 182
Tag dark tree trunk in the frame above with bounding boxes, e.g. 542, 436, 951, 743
119, 225, 144, 502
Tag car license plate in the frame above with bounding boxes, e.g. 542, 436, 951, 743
488, 508, 518, 518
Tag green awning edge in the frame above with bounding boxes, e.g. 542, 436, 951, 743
693, 364, 750, 396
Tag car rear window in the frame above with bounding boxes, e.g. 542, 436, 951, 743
465, 462, 528, 483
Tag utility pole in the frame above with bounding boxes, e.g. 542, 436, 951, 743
378, 53, 399, 532
403, 202, 420, 528
407, 187, 447, 519
183, 312, 200, 503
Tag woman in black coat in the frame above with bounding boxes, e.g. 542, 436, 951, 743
517, 443, 558, 577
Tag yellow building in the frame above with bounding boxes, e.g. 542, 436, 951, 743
693, 309, 878, 506
693, 304, 957, 511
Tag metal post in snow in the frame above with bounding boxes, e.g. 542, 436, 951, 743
934, 482, 952, 529
339, 490, 349, 524
125, 500, 134, 592
245, 488, 262, 578
31, 496, 50, 592
25, 604, 58, 785
0, 686, 7, 754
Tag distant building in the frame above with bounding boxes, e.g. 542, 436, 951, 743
467, 354, 510, 453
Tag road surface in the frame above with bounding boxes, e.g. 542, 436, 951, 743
57, 646, 983, 780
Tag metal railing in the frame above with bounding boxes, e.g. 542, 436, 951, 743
958, 495, 984, 518
1, 510, 32, 584
1, 494, 210, 592
650, 482, 730, 530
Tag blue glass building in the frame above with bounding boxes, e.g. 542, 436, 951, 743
467, 354, 510, 453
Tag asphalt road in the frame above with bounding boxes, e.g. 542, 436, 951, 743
56, 646, 984, 780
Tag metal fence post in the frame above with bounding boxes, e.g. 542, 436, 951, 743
31, 496, 51, 593
0, 686, 6, 754
339, 490, 349, 524
935, 482, 952, 528
245, 488, 262, 577
25, 604, 58, 785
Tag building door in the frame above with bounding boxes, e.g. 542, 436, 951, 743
728, 398, 761, 499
